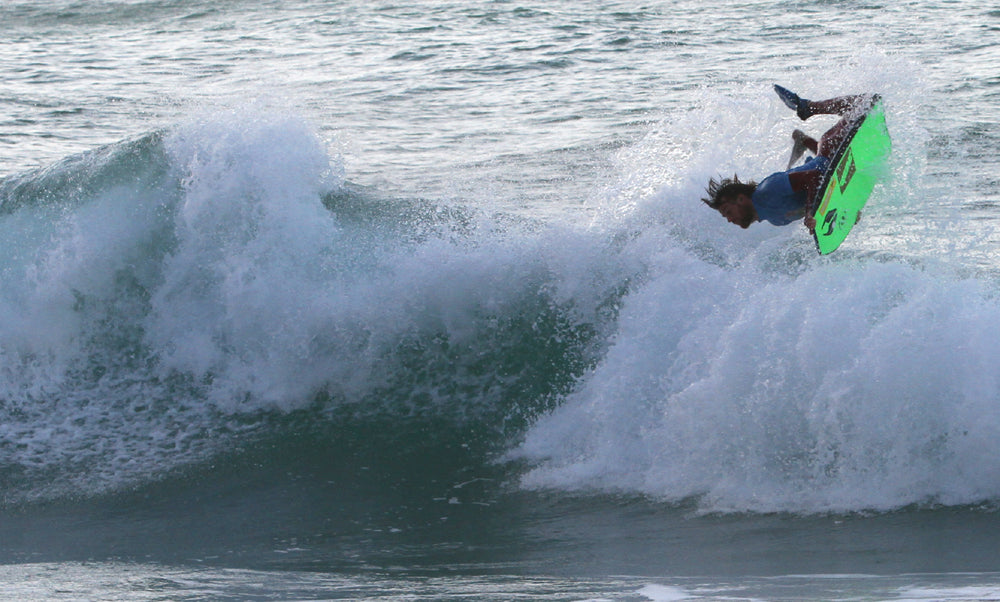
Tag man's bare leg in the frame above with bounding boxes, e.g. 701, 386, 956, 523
774, 85, 876, 121
787, 129, 818, 168
775, 86, 877, 158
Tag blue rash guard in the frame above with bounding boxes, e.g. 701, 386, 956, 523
751, 155, 829, 226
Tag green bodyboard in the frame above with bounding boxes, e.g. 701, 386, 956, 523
812, 100, 891, 254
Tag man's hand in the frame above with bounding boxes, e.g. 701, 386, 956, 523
804, 215, 816, 232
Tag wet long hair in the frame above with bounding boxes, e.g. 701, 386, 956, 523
701, 175, 757, 209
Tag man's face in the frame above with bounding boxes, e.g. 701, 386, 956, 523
718, 194, 756, 229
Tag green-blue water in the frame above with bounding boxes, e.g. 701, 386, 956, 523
3, 1, 1000, 599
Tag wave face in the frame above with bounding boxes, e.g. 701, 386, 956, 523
4, 96, 1000, 517
0, 109, 623, 503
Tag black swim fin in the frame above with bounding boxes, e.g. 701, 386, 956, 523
774, 84, 813, 121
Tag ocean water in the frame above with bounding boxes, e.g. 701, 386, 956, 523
2, 0, 1000, 599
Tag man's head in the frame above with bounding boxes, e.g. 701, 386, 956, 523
702, 175, 758, 228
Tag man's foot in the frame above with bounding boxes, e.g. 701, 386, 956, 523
786, 129, 811, 168
774, 84, 813, 121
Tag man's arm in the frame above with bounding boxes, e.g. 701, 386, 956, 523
788, 169, 823, 231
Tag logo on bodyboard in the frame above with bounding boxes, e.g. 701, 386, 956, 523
837, 149, 856, 193
822, 208, 838, 236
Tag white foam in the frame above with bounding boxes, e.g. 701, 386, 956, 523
150, 108, 351, 410
636, 584, 693, 601
0, 107, 362, 498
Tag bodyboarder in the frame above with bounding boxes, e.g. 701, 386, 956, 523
702, 85, 878, 232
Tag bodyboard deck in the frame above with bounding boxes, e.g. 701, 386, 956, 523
812, 99, 891, 254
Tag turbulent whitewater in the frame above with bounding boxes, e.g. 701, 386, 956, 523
2, 0, 1000, 599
